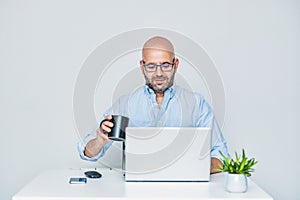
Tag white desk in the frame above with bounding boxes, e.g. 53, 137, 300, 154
12, 168, 273, 200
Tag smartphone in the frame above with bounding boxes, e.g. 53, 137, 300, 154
69, 177, 87, 184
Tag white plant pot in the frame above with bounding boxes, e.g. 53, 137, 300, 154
225, 173, 248, 193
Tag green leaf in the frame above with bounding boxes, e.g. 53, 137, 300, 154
235, 152, 240, 163
218, 149, 258, 176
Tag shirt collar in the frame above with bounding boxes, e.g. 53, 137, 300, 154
144, 84, 176, 99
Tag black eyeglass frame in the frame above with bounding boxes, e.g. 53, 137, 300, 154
142, 58, 176, 72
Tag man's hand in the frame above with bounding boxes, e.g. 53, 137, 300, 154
99, 115, 114, 135
210, 157, 223, 174
84, 116, 114, 158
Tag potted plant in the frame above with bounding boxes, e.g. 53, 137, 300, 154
218, 149, 258, 193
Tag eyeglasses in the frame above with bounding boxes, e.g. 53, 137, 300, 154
143, 58, 175, 72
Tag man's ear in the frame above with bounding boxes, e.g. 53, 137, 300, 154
174, 58, 179, 72
139, 60, 145, 75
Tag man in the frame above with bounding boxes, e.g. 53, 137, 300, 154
78, 36, 229, 173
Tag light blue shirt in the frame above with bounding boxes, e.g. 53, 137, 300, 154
78, 85, 229, 161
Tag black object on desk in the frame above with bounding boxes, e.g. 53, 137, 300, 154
84, 171, 102, 179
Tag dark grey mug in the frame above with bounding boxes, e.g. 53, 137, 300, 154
100, 115, 129, 141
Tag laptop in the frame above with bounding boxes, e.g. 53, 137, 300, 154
124, 127, 211, 182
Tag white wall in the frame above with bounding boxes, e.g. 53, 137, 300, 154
1, 0, 299, 199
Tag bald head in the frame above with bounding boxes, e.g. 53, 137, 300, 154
142, 36, 175, 60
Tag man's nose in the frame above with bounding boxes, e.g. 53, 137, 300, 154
155, 66, 163, 75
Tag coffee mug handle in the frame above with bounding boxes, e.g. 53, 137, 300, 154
99, 119, 111, 134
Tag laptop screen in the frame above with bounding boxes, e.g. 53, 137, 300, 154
125, 127, 211, 182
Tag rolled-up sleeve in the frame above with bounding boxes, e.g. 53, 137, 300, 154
197, 96, 230, 160
210, 128, 229, 160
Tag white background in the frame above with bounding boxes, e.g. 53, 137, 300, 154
1, 0, 299, 199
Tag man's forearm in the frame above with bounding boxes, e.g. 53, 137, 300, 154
84, 137, 106, 158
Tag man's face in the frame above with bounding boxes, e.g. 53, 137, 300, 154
140, 49, 178, 94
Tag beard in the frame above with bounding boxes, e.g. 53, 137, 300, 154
144, 73, 175, 94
